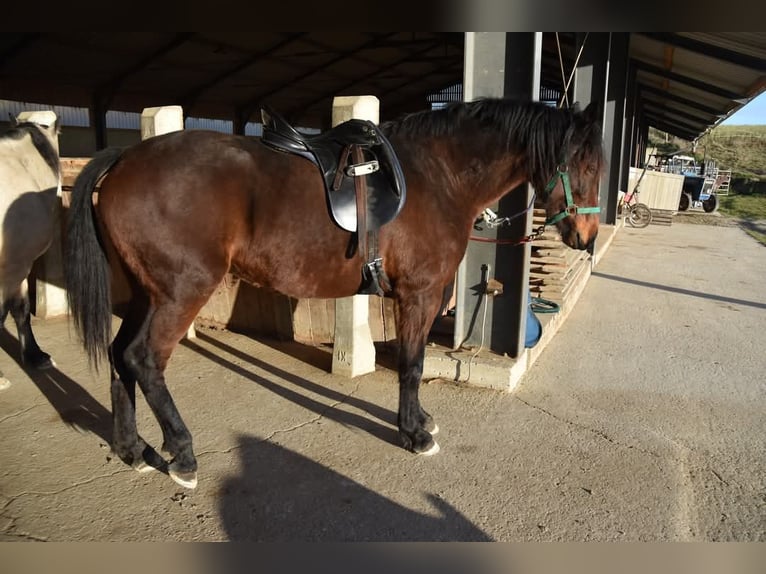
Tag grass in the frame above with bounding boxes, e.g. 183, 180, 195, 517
718, 193, 766, 246
741, 227, 766, 246
718, 193, 766, 219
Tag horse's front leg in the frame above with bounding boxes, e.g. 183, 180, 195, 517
0, 305, 8, 389
6, 281, 54, 370
395, 286, 443, 456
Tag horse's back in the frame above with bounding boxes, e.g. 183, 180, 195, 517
94, 129, 372, 299
94, 131, 255, 272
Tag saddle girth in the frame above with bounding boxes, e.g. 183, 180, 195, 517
350, 145, 391, 296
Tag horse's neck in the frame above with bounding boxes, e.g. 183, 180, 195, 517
436, 138, 528, 217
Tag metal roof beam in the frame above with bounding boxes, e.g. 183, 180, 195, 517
633, 59, 743, 100
272, 38, 452, 122
644, 112, 701, 137
237, 33, 400, 121
638, 33, 766, 72
644, 109, 703, 132
0, 34, 41, 68
646, 118, 696, 141
178, 33, 307, 111
362, 34, 462, 49
646, 115, 705, 135
95, 33, 196, 106
638, 83, 722, 116
642, 99, 714, 125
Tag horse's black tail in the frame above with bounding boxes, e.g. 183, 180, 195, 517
64, 147, 123, 370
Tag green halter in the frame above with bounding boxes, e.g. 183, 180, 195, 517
544, 166, 600, 225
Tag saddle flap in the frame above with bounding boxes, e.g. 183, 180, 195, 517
260, 107, 406, 233
314, 122, 406, 233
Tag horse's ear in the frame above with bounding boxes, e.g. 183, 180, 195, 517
583, 101, 602, 124
571, 101, 582, 114
9, 113, 18, 127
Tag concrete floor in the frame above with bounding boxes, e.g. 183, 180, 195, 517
0, 220, 764, 541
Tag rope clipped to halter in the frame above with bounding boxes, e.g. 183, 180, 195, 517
469, 192, 546, 246
469, 161, 601, 247
544, 165, 601, 225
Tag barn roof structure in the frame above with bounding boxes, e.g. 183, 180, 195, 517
2, 32, 765, 140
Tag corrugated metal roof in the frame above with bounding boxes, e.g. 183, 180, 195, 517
0, 99, 90, 126
1, 33, 763, 141
630, 32, 766, 140
1, 99, 272, 134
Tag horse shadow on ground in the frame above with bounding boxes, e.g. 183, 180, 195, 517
0, 328, 169, 478
183, 332, 494, 542
255, 334, 402, 373
181, 332, 398, 448
591, 271, 766, 310
217, 434, 492, 542
0, 328, 112, 443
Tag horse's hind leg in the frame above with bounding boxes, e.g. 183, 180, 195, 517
109, 294, 165, 474
0, 305, 7, 389
126, 291, 218, 489
395, 286, 444, 456
5, 280, 54, 370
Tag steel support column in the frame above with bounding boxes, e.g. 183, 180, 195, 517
453, 32, 541, 358
602, 33, 630, 224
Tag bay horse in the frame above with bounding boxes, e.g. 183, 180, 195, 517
1, 112, 61, 389
65, 98, 604, 488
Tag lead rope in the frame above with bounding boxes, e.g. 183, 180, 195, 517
469, 192, 546, 245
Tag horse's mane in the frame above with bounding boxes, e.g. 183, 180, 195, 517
381, 98, 599, 191
2, 121, 60, 177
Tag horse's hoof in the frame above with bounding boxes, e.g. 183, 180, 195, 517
0, 377, 10, 391
38, 357, 56, 370
123, 445, 166, 474
419, 410, 438, 435
133, 460, 159, 474
169, 469, 198, 489
416, 440, 440, 456
401, 429, 440, 456
25, 353, 55, 370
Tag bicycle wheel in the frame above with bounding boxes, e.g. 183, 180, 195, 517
628, 203, 652, 228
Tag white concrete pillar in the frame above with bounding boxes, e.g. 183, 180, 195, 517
140, 105, 184, 139
17, 110, 68, 319
330, 96, 379, 377
140, 105, 196, 338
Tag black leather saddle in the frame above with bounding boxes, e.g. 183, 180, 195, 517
260, 106, 406, 234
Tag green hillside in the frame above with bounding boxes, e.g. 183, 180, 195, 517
698, 125, 766, 181
648, 125, 766, 194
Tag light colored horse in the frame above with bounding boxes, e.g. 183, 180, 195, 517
0, 110, 61, 389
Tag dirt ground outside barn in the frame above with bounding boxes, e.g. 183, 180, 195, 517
1, 218, 765, 542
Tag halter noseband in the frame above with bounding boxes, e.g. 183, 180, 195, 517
543, 164, 600, 225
